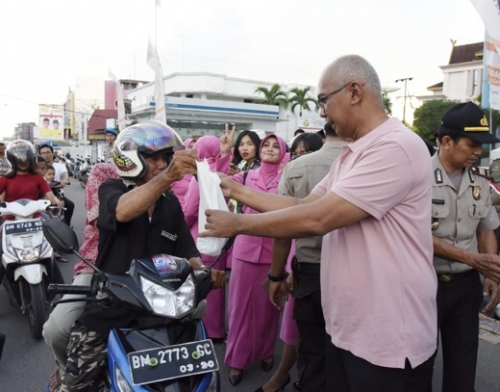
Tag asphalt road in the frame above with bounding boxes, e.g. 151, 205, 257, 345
0, 182, 499, 391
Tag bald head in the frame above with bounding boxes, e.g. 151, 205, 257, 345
321, 55, 382, 103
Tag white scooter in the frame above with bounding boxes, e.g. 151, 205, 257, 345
0, 199, 62, 339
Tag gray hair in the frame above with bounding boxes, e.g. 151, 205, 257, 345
324, 55, 382, 98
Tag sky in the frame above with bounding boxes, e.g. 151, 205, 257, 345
0, 0, 487, 139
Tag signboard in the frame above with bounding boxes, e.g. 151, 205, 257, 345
38, 104, 64, 141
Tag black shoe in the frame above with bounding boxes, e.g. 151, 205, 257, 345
229, 370, 243, 386
254, 374, 291, 392
293, 381, 301, 390
260, 357, 274, 372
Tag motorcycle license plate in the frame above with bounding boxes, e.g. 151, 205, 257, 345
4, 221, 43, 235
127, 339, 219, 385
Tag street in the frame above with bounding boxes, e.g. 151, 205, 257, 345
0, 183, 499, 391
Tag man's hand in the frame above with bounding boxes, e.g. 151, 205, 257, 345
200, 209, 242, 238
210, 269, 227, 289
164, 149, 197, 183
268, 280, 289, 311
472, 254, 500, 283
482, 278, 500, 313
220, 124, 236, 157
217, 173, 240, 199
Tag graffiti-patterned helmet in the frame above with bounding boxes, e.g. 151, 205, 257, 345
112, 121, 184, 180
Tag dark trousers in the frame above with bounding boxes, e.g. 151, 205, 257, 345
436, 269, 483, 392
293, 268, 326, 392
62, 196, 74, 226
325, 336, 435, 392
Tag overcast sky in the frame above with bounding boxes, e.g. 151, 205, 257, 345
0, 0, 486, 139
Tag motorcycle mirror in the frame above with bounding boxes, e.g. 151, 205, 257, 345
42, 220, 105, 277
42, 220, 79, 254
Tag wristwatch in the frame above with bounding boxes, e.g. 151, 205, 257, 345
267, 270, 286, 282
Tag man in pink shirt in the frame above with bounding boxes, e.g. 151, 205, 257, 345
201, 55, 440, 391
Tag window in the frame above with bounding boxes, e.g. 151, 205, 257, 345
472, 69, 481, 97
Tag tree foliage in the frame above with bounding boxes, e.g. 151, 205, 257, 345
254, 84, 289, 109
382, 92, 392, 115
412, 99, 459, 142
288, 87, 318, 117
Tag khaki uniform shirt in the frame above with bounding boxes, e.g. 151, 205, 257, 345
432, 154, 500, 274
278, 140, 346, 263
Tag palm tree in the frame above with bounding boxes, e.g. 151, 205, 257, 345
382, 91, 392, 115
288, 87, 318, 117
254, 84, 289, 109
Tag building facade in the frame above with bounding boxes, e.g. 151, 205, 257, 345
128, 72, 324, 141
417, 42, 484, 103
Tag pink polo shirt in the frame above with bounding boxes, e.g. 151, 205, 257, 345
312, 118, 437, 369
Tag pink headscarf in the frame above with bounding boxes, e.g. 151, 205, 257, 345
195, 136, 221, 168
258, 134, 288, 185
184, 138, 195, 149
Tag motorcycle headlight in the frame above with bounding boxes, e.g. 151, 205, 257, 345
15, 247, 40, 263
140, 275, 195, 318
114, 365, 134, 392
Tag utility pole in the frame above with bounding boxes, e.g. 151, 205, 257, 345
395, 77, 413, 124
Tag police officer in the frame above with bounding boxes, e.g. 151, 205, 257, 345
432, 102, 500, 392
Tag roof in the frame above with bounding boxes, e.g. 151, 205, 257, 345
449, 42, 483, 64
87, 109, 117, 135
427, 81, 443, 91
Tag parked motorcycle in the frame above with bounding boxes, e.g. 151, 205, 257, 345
0, 199, 62, 339
43, 220, 221, 391
77, 157, 92, 188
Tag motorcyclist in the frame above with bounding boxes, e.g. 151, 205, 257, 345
49, 121, 226, 392
0, 140, 63, 206
0, 140, 63, 285
38, 144, 74, 226
103, 128, 118, 162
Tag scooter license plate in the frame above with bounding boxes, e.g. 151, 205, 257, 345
127, 339, 219, 385
4, 221, 43, 235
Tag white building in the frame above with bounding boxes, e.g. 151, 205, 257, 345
63, 75, 105, 146
128, 72, 324, 141
417, 42, 483, 103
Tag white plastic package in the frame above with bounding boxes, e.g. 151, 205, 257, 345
196, 159, 229, 256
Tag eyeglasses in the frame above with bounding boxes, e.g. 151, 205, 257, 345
317, 82, 352, 111
40, 151, 53, 156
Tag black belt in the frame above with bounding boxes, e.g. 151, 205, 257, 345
437, 268, 477, 283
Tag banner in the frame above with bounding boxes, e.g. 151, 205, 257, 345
147, 39, 166, 123
38, 104, 64, 140
108, 70, 127, 131
471, 0, 500, 110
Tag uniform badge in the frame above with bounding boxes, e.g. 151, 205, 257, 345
435, 169, 443, 184
431, 220, 440, 231
472, 186, 481, 201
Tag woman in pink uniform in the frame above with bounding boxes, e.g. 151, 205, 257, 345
183, 134, 231, 340
225, 134, 288, 386
171, 138, 196, 209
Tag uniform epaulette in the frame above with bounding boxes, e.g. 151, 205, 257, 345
470, 166, 491, 181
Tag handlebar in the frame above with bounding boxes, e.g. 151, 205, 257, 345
47, 283, 96, 296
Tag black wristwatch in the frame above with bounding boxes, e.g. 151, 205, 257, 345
267, 270, 286, 282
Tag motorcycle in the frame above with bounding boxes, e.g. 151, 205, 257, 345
43, 220, 221, 391
0, 199, 62, 339
77, 157, 92, 188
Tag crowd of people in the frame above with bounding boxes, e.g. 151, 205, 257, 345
1, 54, 499, 392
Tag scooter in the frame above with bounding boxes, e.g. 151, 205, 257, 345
0, 199, 61, 339
77, 157, 92, 188
43, 220, 221, 391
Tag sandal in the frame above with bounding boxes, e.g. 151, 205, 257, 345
47, 368, 63, 392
